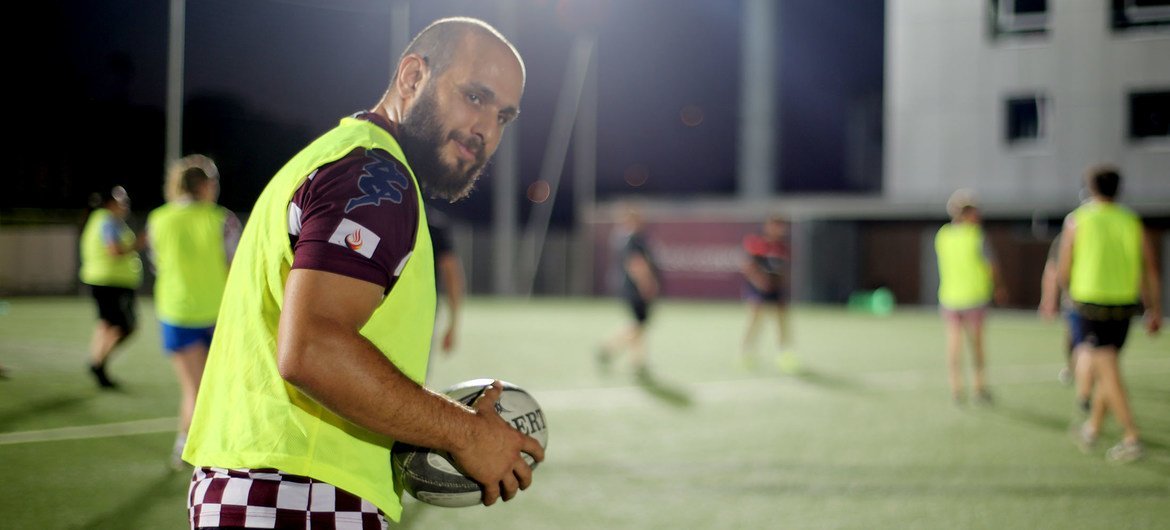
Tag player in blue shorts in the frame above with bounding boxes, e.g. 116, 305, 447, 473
146, 155, 241, 467
1040, 230, 1091, 413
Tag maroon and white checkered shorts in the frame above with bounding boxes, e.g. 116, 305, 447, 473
188, 467, 388, 530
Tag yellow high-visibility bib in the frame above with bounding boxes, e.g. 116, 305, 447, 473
185, 117, 434, 520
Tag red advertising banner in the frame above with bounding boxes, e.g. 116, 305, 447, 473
594, 220, 759, 299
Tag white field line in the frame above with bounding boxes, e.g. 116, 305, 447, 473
0, 417, 177, 446
3, 359, 1167, 444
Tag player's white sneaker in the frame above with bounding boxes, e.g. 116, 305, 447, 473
1106, 440, 1144, 463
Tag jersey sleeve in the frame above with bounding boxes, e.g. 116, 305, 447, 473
288, 147, 420, 293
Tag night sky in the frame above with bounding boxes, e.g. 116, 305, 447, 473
9, 0, 884, 225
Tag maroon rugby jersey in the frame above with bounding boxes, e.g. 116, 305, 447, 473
287, 112, 419, 293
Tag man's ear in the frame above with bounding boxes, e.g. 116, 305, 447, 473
396, 54, 429, 101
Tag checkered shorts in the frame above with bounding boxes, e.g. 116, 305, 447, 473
188, 467, 388, 529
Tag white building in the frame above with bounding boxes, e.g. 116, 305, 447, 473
886, 0, 1170, 210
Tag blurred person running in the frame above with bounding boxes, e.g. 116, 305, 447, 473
598, 206, 661, 377
145, 154, 240, 468
79, 185, 143, 389
1058, 165, 1161, 463
740, 215, 796, 372
935, 190, 1006, 405
182, 17, 542, 529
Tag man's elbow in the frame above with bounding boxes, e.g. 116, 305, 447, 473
276, 337, 312, 386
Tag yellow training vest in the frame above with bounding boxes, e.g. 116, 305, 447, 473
184, 117, 435, 521
1069, 202, 1142, 305
147, 202, 231, 327
935, 222, 992, 310
79, 208, 142, 289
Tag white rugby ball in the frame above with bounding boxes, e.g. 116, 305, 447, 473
391, 379, 548, 507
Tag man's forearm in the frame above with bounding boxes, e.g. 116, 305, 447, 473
280, 326, 476, 454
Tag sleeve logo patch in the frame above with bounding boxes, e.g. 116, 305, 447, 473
344, 150, 411, 213
328, 218, 381, 259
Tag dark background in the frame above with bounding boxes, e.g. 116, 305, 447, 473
7, 0, 884, 225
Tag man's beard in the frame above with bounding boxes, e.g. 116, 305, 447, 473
398, 87, 488, 202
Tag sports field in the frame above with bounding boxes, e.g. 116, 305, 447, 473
1, 296, 1167, 529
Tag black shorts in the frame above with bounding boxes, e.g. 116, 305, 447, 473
88, 284, 137, 332
1074, 302, 1138, 351
626, 296, 650, 325
1077, 317, 1131, 351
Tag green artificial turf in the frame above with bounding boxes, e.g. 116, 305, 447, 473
1, 297, 1167, 529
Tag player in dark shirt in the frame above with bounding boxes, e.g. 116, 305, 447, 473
598, 207, 660, 376
740, 215, 797, 372
426, 205, 465, 357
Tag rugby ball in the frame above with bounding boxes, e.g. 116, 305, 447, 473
391, 379, 548, 507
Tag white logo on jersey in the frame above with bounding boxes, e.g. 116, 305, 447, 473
328, 218, 381, 259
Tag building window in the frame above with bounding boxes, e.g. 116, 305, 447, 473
1005, 95, 1047, 144
1112, 0, 1170, 30
991, 0, 1049, 36
1129, 91, 1170, 139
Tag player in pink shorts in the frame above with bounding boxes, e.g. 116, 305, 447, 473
935, 190, 1006, 405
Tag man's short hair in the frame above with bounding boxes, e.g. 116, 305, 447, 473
394, 17, 525, 85
1086, 165, 1121, 199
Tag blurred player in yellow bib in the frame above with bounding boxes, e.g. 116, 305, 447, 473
145, 155, 240, 468
1058, 166, 1161, 463
935, 190, 1006, 405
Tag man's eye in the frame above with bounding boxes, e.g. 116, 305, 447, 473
467, 93, 480, 104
